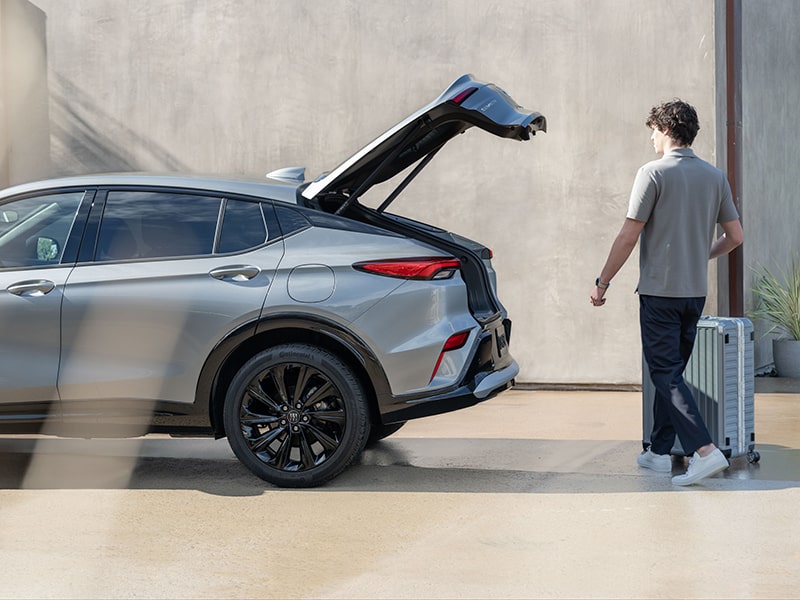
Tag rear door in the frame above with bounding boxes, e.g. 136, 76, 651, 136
58, 188, 283, 421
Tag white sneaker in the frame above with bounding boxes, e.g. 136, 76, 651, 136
637, 448, 672, 473
671, 448, 729, 486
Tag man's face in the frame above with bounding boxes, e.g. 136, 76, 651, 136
650, 127, 669, 155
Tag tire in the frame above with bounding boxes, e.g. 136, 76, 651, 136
223, 343, 369, 487
366, 421, 406, 446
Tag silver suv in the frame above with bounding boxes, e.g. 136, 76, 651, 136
0, 74, 546, 487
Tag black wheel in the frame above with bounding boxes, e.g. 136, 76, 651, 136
223, 344, 369, 487
366, 421, 406, 446
747, 451, 761, 464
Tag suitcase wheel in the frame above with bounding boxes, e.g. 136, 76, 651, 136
747, 451, 760, 464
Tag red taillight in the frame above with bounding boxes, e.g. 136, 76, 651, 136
430, 330, 471, 381
450, 87, 478, 105
353, 257, 461, 280
442, 330, 470, 351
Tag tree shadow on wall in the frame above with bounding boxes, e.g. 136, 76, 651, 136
49, 73, 189, 174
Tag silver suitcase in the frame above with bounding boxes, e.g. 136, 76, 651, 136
642, 316, 760, 462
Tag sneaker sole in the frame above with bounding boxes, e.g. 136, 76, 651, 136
671, 462, 728, 486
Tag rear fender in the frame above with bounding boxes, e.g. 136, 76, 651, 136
198, 314, 392, 437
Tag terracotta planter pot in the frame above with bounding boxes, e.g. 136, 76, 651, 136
773, 339, 800, 379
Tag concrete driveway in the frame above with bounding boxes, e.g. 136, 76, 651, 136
1, 388, 798, 599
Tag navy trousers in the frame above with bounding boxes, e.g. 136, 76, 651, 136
640, 295, 713, 456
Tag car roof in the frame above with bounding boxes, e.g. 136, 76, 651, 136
0, 173, 301, 204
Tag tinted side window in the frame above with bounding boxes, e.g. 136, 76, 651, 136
0, 192, 84, 268
274, 204, 311, 237
218, 200, 267, 253
96, 191, 220, 261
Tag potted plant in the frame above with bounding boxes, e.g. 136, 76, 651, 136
749, 254, 800, 378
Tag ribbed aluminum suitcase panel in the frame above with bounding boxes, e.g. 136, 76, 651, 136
642, 316, 756, 458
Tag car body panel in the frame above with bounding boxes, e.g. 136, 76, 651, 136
350, 276, 479, 394
0, 266, 71, 408
0, 189, 88, 413
258, 224, 476, 394
58, 250, 281, 412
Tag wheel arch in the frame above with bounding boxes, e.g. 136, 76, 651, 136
198, 314, 391, 437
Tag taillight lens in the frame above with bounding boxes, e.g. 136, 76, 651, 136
353, 257, 461, 280
442, 330, 470, 352
430, 330, 471, 381
450, 87, 478, 105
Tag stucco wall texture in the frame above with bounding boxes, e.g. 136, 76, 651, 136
3, 0, 799, 384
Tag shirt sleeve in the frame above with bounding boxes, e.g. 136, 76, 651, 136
626, 166, 657, 222
717, 177, 739, 222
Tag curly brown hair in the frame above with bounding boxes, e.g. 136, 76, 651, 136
645, 99, 699, 147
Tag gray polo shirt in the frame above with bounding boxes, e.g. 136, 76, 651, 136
627, 148, 739, 297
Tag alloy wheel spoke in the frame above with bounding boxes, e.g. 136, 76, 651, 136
272, 431, 295, 470
310, 409, 346, 427
301, 381, 335, 409
293, 365, 314, 405
297, 431, 318, 470
240, 412, 281, 427
244, 384, 283, 414
248, 425, 285, 454
304, 423, 340, 451
269, 365, 291, 405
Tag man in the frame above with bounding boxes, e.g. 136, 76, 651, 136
591, 99, 744, 486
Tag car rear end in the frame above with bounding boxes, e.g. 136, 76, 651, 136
294, 73, 544, 424
342, 208, 519, 423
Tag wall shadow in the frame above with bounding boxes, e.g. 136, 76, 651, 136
48, 72, 189, 175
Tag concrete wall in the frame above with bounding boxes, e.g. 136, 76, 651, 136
0, 0, 50, 187
18, 0, 729, 384
740, 0, 800, 371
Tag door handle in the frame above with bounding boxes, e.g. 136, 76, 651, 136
209, 265, 261, 282
7, 279, 56, 296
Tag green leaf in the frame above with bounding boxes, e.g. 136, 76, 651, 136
748, 254, 800, 340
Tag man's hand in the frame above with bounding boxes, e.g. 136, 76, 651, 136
590, 218, 644, 308
590, 286, 607, 306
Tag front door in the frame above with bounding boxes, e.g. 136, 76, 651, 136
0, 191, 86, 417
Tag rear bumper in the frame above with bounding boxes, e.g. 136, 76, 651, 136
474, 360, 519, 399
378, 358, 519, 424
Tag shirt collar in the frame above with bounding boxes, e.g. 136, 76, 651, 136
664, 147, 696, 158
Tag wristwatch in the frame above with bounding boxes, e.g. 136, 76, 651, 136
595, 277, 610, 290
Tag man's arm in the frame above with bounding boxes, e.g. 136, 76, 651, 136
709, 219, 744, 259
590, 218, 645, 306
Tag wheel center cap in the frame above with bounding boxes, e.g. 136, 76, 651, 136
288, 411, 301, 424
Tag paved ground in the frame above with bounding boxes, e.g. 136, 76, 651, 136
0, 387, 798, 599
